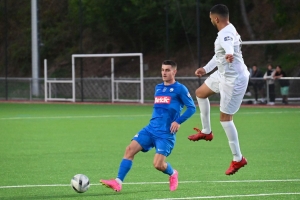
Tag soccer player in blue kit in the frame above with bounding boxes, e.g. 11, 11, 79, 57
100, 60, 196, 192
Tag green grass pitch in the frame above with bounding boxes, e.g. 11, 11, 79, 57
0, 103, 299, 200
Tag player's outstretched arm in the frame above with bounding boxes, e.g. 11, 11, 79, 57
202, 55, 217, 75
195, 68, 206, 77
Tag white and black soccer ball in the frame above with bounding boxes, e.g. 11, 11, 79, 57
71, 174, 90, 193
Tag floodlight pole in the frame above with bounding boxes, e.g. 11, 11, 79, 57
4, 0, 8, 100
79, 0, 84, 102
165, 0, 169, 59
31, 0, 39, 96
196, 0, 200, 68
196, 0, 201, 86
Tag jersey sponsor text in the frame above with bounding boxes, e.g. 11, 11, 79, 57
155, 96, 171, 104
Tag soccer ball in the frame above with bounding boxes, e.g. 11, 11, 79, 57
71, 174, 90, 193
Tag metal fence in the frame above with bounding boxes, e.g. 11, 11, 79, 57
1, 77, 300, 105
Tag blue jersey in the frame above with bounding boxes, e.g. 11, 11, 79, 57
145, 81, 196, 138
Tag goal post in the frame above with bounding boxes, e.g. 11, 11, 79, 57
72, 53, 144, 103
44, 59, 75, 102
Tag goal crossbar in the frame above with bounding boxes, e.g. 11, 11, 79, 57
242, 39, 300, 45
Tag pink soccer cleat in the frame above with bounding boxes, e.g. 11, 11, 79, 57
100, 179, 122, 192
169, 170, 178, 191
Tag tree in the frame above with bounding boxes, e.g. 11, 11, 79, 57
239, 0, 255, 40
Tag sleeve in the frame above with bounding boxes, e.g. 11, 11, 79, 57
154, 85, 158, 97
203, 55, 217, 73
271, 70, 276, 77
175, 85, 196, 124
263, 71, 272, 79
219, 31, 235, 54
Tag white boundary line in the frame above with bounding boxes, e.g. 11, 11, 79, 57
149, 192, 300, 200
1, 179, 299, 189
0, 110, 299, 120
0, 114, 150, 120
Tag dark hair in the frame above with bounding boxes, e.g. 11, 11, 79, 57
162, 60, 177, 69
276, 65, 282, 69
210, 4, 229, 18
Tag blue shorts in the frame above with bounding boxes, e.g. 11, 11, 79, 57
132, 128, 175, 157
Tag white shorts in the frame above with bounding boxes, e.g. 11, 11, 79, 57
205, 70, 249, 114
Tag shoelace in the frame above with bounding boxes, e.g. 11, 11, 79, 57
193, 127, 201, 132
231, 161, 240, 168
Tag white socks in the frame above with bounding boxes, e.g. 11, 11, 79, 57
197, 97, 242, 161
196, 97, 211, 134
221, 121, 242, 162
115, 178, 123, 185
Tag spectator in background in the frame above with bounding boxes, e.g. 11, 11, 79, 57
250, 65, 265, 104
263, 64, 276, 105
274, 65, 289, 104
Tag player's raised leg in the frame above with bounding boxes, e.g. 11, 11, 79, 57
100, 140, 142, 192
188, 83, 215, 141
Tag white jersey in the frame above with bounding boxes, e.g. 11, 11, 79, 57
203, 24, 248, 79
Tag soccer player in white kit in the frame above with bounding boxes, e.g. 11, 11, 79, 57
188, 4, 249, 175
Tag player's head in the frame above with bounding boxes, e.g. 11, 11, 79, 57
161, 60, 177, 85
209, 4, 229, 28
162, 60, 177, 69
252, 65, 257, 71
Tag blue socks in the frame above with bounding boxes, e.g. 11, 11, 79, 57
117, 159, 132, 181
117, 159, 173, 181
162, 162, 174, 176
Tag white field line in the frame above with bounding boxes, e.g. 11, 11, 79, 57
149, 192, 300, 200
1, 179, 299, 189
0, 110, 299, 120
0, 114, 150, 120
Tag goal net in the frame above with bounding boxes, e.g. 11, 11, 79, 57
72, 53, 144, 103
44, 53, 144, 103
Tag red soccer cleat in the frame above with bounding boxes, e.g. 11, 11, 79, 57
225, 157, 247, 175
188, 128, 213, 141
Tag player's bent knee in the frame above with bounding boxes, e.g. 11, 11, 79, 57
195, 88, 202, 98
153, 158, 166, 171
153, 162, 165, 171
195, 87, 208, 98
124, 145, 136, 160
220, 112, 233, 121
195, 84, 214, 98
